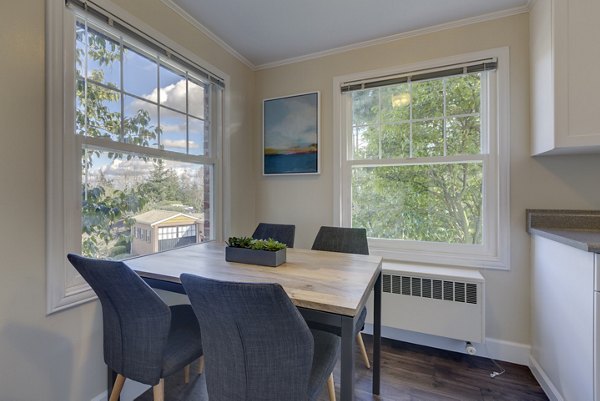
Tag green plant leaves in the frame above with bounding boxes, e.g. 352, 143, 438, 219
226, 237, 286, 251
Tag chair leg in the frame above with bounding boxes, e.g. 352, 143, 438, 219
356, 332, 371, 369
153, 378, 165, 401
108, 374, 125, 401
327, 373, 336, 401
198, 355, 205, 374
184, 364, 190, 384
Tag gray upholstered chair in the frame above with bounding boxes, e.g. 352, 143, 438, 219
252, 222, 296, 248
180, 274, 340, 401
311, 226, 371, 369
67, 254, 203, 401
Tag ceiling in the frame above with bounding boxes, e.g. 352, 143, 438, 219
166, 0, 529, 69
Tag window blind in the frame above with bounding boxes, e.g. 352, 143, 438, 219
340, 58, 497, 93
66, 0, 225, 88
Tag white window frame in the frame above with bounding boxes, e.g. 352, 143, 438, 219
332, 48, 510, 270
46, 0, 229, 314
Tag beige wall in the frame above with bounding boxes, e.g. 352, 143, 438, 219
254, 13, 600, 347
0, 0, 254, 399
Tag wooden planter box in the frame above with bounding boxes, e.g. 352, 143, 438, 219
225, 247, 286, 267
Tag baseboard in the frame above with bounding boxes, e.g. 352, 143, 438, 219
90, 380, 150, 401
363, 324, 530, 366
529, 355, 564, 401
90, 391, 107, 401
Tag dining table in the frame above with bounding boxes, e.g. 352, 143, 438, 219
124, 241, 383, 401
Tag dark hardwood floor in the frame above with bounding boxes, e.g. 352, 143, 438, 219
136, 336, 548, 401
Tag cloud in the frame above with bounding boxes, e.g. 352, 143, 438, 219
131, 79, 205, 119
162, 139, 200, 149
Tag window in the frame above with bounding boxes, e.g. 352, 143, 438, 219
76, 17, 218, 260
46, 0, 226, 313
334, 50, 509, 269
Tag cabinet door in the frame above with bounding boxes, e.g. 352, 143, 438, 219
531, 236, 594, 401
566, 0, 600, 141
595, 290, 599, 401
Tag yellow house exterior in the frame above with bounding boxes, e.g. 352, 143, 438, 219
131, 210, 203, 256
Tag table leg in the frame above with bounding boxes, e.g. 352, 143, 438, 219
373, 271, 382, 395
340, 315, 355, 401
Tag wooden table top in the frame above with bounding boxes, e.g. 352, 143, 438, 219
126, 241, 383, 317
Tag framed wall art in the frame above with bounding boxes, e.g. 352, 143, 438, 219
263, 92, 320, 175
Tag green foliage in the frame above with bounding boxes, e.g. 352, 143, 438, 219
351, 74, 484, 245
226, 237, 287, 251
81, 185, 146, 257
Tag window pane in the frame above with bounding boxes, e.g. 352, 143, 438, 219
189, 117, 207, 156
123, 95, 158, 147
159, 65, 186, 113
188, 79, 206, 119
123, 47, 157, 102
160, 109, 187, 153
80, 83, 121, 140
352, 89, 378, 126
380, 85, 410, 123
352, 163, 483, 244
412, 79, 444, 119
412, 119, 444, 157
84, 25, 121, 87
381, 123, 410, 159
75, 21, 86, 78
446, 73, 481, 116
81, 148, 211, 259
447, 116, 481, 156
352, 126, 379, 160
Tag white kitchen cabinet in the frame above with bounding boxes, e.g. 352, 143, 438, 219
530, 235, 597, 401
530, 0, 600, 155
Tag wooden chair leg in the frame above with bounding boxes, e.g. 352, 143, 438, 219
108, 374, 125, 401
184, 364, 190, 384
356, 332, 371, 369
153, 378, 165, 401
327, 373, 336, 401
198, 355, 205, 374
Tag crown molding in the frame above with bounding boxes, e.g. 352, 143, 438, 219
159, 0, 255, 70
256, 4, 529, 70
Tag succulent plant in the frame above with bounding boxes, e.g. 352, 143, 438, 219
226, 236, 286, 251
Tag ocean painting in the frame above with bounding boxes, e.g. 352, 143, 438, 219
263, 92, 319, 175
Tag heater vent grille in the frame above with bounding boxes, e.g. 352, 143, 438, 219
382, 273, 478, 305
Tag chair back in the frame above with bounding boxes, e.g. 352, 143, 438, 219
252, 222, 295, 248
311, 226, 369, 255
67, 254, 171, 385
180, 274, 313, 401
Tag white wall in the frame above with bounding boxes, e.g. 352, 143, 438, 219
0, 0, 255, 399
253, 12, 600, 351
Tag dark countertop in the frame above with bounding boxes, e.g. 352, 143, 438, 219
526, 209, 600, 253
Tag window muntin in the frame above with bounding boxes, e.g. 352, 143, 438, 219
348, 72, 486, 246
76, 17, 216, 260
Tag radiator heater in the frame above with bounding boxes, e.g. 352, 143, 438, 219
368, 264, 485, 344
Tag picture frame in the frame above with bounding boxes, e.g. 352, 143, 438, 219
263, 91, 320, 175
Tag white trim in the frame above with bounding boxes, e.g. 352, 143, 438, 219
256, 6, 528, 70
529, 355, 565, 401
90, 391, 107, 401
333, 48, 511, 270
46, 0, 229, 314
364, 324, 531, 366
158, 0, 254, 69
